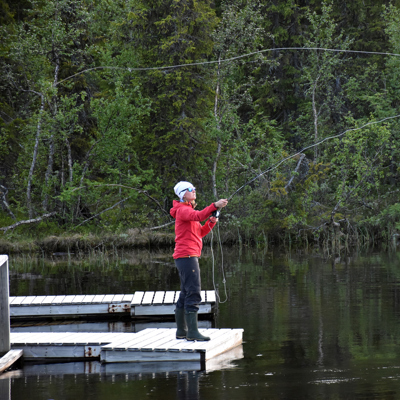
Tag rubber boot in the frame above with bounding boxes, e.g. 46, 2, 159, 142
175, 308, 187, 339
185, 311, 210, 341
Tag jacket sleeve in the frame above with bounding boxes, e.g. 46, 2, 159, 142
200, 220, 216, 238
178, 203, 217, 222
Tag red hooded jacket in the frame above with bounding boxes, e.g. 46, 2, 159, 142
170, 200, 218, 259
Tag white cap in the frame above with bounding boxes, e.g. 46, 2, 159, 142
174, 181, 194, 200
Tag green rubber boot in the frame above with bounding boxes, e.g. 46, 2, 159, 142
185, 311, 210, 341
175, 308, 187, 339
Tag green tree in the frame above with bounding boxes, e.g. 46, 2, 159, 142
124, 0, 218, 189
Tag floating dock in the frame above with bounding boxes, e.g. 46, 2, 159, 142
1, 345, 243, 376
9, 290, 216, 319
10, 328, 243, 370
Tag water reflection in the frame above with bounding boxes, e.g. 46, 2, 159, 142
7, 249, 400, 399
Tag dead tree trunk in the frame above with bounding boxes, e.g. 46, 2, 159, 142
27, 93, 45, 219
0, 185, 16, 220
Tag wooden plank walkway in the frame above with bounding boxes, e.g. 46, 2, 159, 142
101, 328, 244, 368
9, 290, 216, 319
10, 328, 243, 370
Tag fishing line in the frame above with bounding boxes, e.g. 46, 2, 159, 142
210, 221, 228, 304
227, 113, 400, 201
55, 46, 400, 87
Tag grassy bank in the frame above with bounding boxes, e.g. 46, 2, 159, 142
0, 228, 176, 255
1, 216, 398, 256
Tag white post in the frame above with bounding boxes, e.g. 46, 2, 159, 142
0, 255, 10, 356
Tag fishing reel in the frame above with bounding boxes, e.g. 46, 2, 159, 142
211, 208, 221, 218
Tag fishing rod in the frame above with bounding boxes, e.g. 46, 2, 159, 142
210, 113, 400, 303
212, 113, 400, 217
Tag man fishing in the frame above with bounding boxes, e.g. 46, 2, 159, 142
170, 181, 228, 341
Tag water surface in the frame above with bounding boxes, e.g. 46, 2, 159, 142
4, 248, 400, 399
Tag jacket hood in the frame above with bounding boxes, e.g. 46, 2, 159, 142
170, 200, 190, 219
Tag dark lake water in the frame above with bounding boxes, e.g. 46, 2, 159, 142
3, 247, 400, 399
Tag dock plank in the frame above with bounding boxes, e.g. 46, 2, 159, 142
51, 295, 66, 304
61, 295, 76, 304
141, 291, 154, 305
175, 291, 180, 303
92, 294, 106, 303
103, 330, 152, 350
152, 291, 165, 305
206, 290, 216, 303
41, 296, 57, 305
20, 296, 37, 306
10, 296, 26, 306
104, 329, 166, 351
70, 295, 86, 304
127, 329, 171, 351
200, 291, 206, 303
131, 291, 144, 305
101, 295, 114, 304
122, 294, 134, 302
81, 295, 96, 304
111, 294, 124, 303
0, 349, 23, 373
163, 291, 175, 304
30, 296, 48, 305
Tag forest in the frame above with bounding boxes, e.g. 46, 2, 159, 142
1, 0, 400, 252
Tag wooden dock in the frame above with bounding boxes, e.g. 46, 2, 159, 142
10, 328, 243, 370
9, 290, 216, 319
1, 345, 243, 376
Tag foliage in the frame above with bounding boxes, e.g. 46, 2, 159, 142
1, 0, 400, 250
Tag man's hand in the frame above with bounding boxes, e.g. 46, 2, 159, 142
210, 216, 218, 224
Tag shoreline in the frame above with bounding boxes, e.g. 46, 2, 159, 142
0, 230, 177, 255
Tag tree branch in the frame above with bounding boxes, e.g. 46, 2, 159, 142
66, 183, 168, 216
0, 185, 16, 220
148, 221, 175, 231
285, 154, 306, 192
0, 212, 56, 233
73, 197, 131, 229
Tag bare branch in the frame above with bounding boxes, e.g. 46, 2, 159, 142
66, 183, 168, 216
73, 197, 130, 229
0, 185, 16, 220
285, 154, 306, 192
0, 212, 56, 233
148, 221, 175, 231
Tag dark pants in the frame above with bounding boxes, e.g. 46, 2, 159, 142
175, 257, 201, 312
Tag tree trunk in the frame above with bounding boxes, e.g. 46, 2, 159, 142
212, 55, 222, 200
65, 138, 73, 183
43, 60, 60, 212
312, 74, 321, 162
42, 135, 54, 211
27, 94, 45, 219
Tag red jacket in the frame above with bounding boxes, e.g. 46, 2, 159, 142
170, 200, 217, 259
